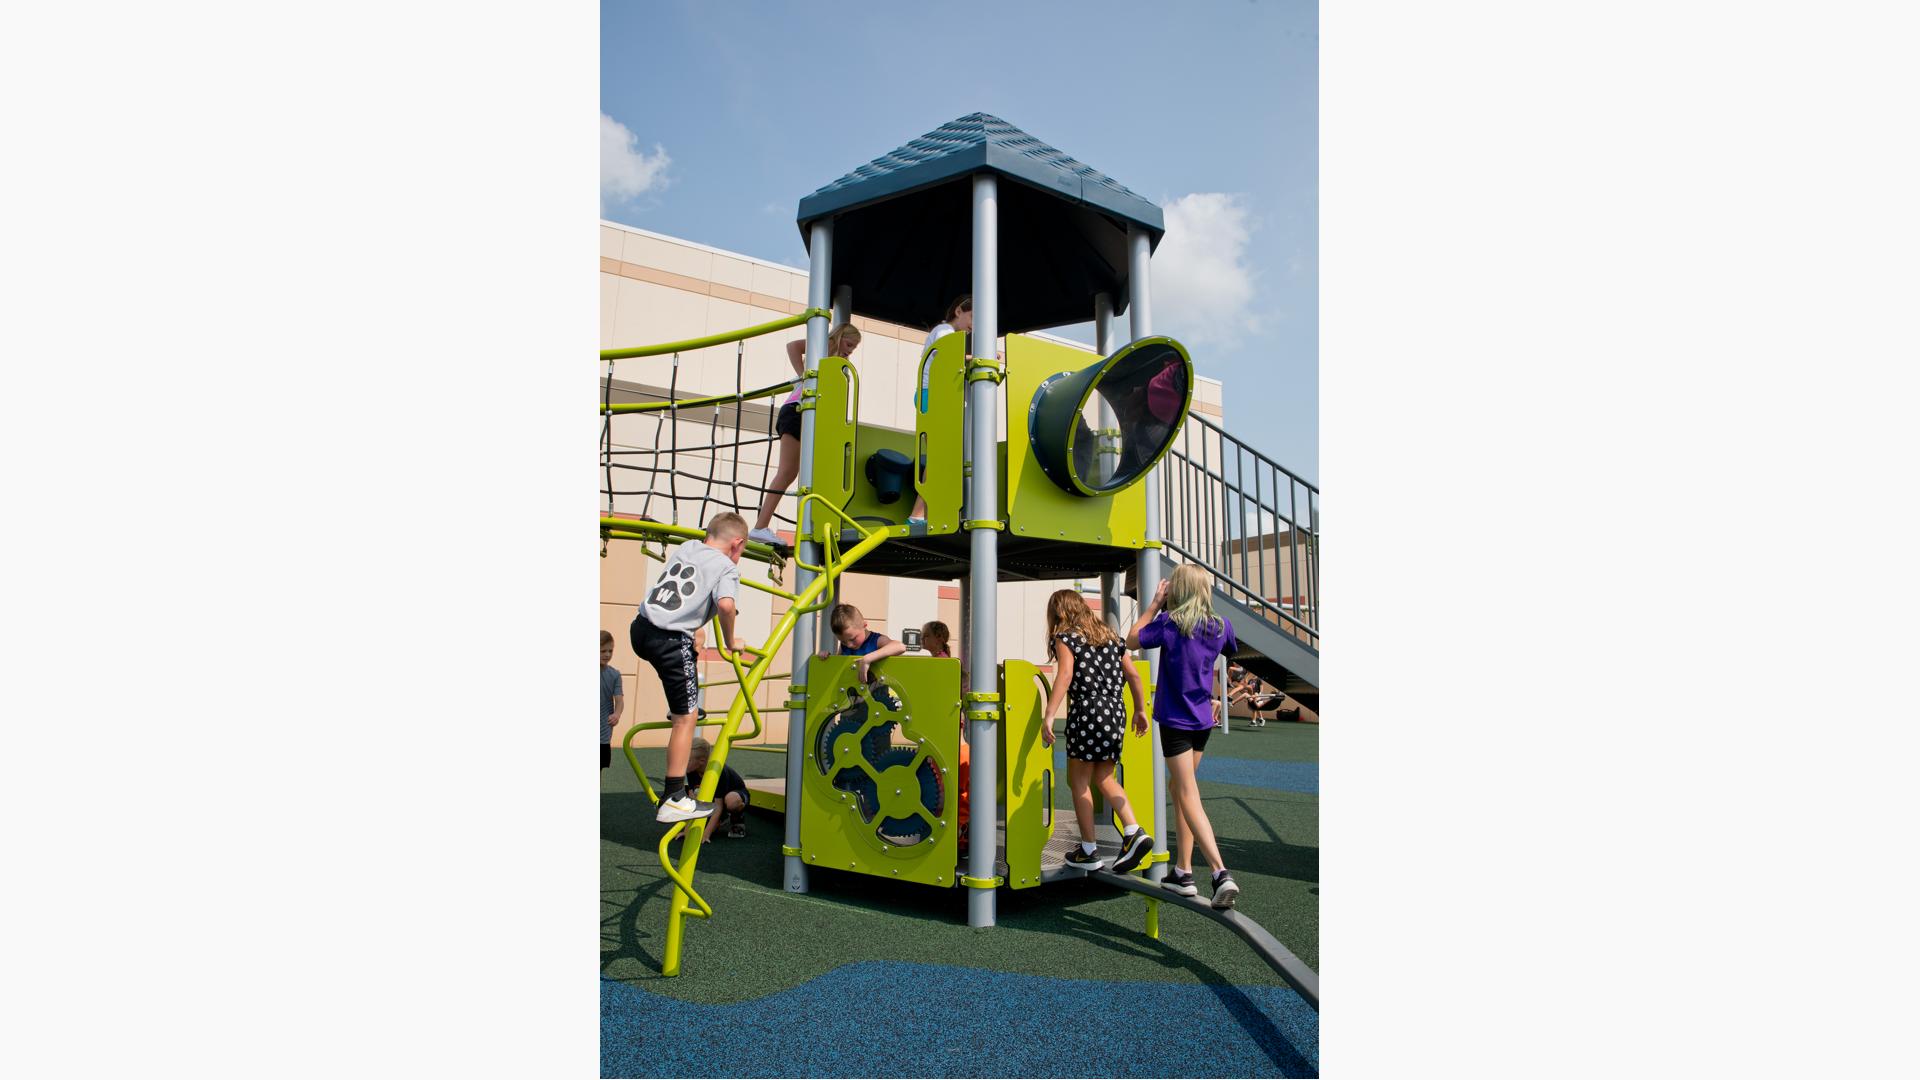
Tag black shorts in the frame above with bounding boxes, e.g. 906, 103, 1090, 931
600, 743, 612, 770
630, 613, 700, 716
1160, 725, 1214, 758
775, 402, 802, 440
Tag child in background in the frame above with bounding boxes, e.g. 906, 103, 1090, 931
922, 619, 971, 855
1041, 589, 1154, 874
1128, 565, 1243, 909
686, 737, 751, 842
631, 511, 753, 823
908, 296, 973, 527
749, 324, 863, 546
828, 603, 906, 681
601, 630, 623, 770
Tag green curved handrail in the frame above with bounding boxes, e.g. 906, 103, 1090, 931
601, 307, 831, 361
656, 502, 890, 976
601, 378, 797, 415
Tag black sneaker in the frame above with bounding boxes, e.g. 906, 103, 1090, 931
1064, 845, 1106, 872
1210, 871, 1241, 910
726, 819, 747, 839
1112, 829, 1153, 874
1163, 868, 1198, 897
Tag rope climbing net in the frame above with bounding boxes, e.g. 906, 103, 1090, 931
599, 308, 831, 566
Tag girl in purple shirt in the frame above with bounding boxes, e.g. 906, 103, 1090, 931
1127, 564, 1241, 910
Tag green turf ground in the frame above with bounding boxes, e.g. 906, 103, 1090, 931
602, 721, 1318, 1003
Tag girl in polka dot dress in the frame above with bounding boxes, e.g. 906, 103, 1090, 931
1041, 589, 1154, 874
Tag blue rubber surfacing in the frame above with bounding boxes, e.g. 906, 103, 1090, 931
602, 960, 1318, 1078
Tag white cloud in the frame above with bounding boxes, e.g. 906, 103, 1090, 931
1151, 193, 1262, 347
601, 113, 670, 211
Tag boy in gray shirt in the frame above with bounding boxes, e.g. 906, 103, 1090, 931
630, 512, 750, 823
601, 629, 623, 769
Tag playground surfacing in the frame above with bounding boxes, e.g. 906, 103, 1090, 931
601, 721, 1319, 1077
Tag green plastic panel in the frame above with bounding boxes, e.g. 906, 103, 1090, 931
1006, 334, 1148, 548
1116, 659, 1158, 841
1000, 660, 1055, 889
913, 334, 966, 534
808, 354, 859, 537
798, 654, 962, 887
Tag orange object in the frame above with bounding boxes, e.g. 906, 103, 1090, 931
956, 738, 971, 830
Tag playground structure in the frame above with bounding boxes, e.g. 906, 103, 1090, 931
600, 115, 1320, 1006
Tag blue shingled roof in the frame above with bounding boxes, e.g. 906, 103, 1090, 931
797, 113, 1164, 237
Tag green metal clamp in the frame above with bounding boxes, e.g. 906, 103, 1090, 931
959, 874, 1005, 889
964, 356, 1006, 384
781, 845, 803, 858
963, 690, 1002, 724
961, 518, 1006, 532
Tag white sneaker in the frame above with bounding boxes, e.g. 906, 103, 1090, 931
747, 527, 781, 545
655, 793, 715, 823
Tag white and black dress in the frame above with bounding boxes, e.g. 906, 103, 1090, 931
1057, 632, 1128, 763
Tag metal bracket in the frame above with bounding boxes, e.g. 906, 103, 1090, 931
964, 356, 1005, 384
961, 519, 1006, 532
959, 874, 1004, 890
781, 696, 808, 712
964, 690, 1001, 723
781, 844, 803, 858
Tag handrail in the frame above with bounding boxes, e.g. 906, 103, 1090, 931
655, 506, 894, 976
600, 519, 789, 572
601, 378, 798, 415
1179, 410, 1319, 494
601, 307, 832, 361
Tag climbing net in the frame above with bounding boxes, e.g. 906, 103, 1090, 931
599, 308, 831, 565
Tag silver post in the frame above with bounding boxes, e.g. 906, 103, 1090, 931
1095, 292, 1125, 637
1128, 224, 1168, 883
965, 174, 1000, 928
784, 219, 833, 894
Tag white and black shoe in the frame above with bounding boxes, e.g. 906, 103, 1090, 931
1210, 871, 1241, 910
747, 527, 781, 546
1112, 829, 1153, 874
1064, 845, 1106, 872
655, 793, 715, 823
1163, 868, 1198, 897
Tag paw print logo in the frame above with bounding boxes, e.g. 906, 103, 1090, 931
647, 563, 700, 611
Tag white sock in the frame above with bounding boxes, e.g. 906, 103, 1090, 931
1080, 841, 1098, 855
1175, 866, 1191, 876
1123, 824, 1141, 838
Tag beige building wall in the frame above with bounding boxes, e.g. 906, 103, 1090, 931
601, 221, 1223, 746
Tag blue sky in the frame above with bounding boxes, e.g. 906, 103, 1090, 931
602, 0, 1317, 483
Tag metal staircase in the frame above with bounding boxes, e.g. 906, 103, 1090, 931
1156, 412, 1319, 711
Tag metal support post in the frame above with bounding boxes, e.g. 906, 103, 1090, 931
1095, 293, 1124, 637
783, 219, 833, 894
1129, 225, 1168, 883
965, 174, 1001, 928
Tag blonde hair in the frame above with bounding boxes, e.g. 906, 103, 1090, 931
1046, 589, 1121, 650
829, 324, 862, 355
705, 511, 748, 541
1165, 564, 1223, 639
691, 736, 712, 755
921, 620, 951, 657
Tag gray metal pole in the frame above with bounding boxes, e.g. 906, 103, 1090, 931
965, 174, 1001, 928
831, 284, 852, 332
1128, 224, 1168, 883
783, 220, 833, 894
1095, 293, 1124, 637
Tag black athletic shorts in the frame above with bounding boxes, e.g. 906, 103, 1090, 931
775, 401, 802, 440
1160, 725, 1214, 758
630, 612, 700, 716
600, 743, 612, 770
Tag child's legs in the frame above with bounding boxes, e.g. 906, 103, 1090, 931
1067, 758, 1098, 843
1092, 761, 1137, 830
664, 711, 698, 778
1166, 750, 1226, 873
755, 435, 800, 529
1173, 746, 1206, 866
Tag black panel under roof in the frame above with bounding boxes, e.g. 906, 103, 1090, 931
796, 113, 1164, 335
